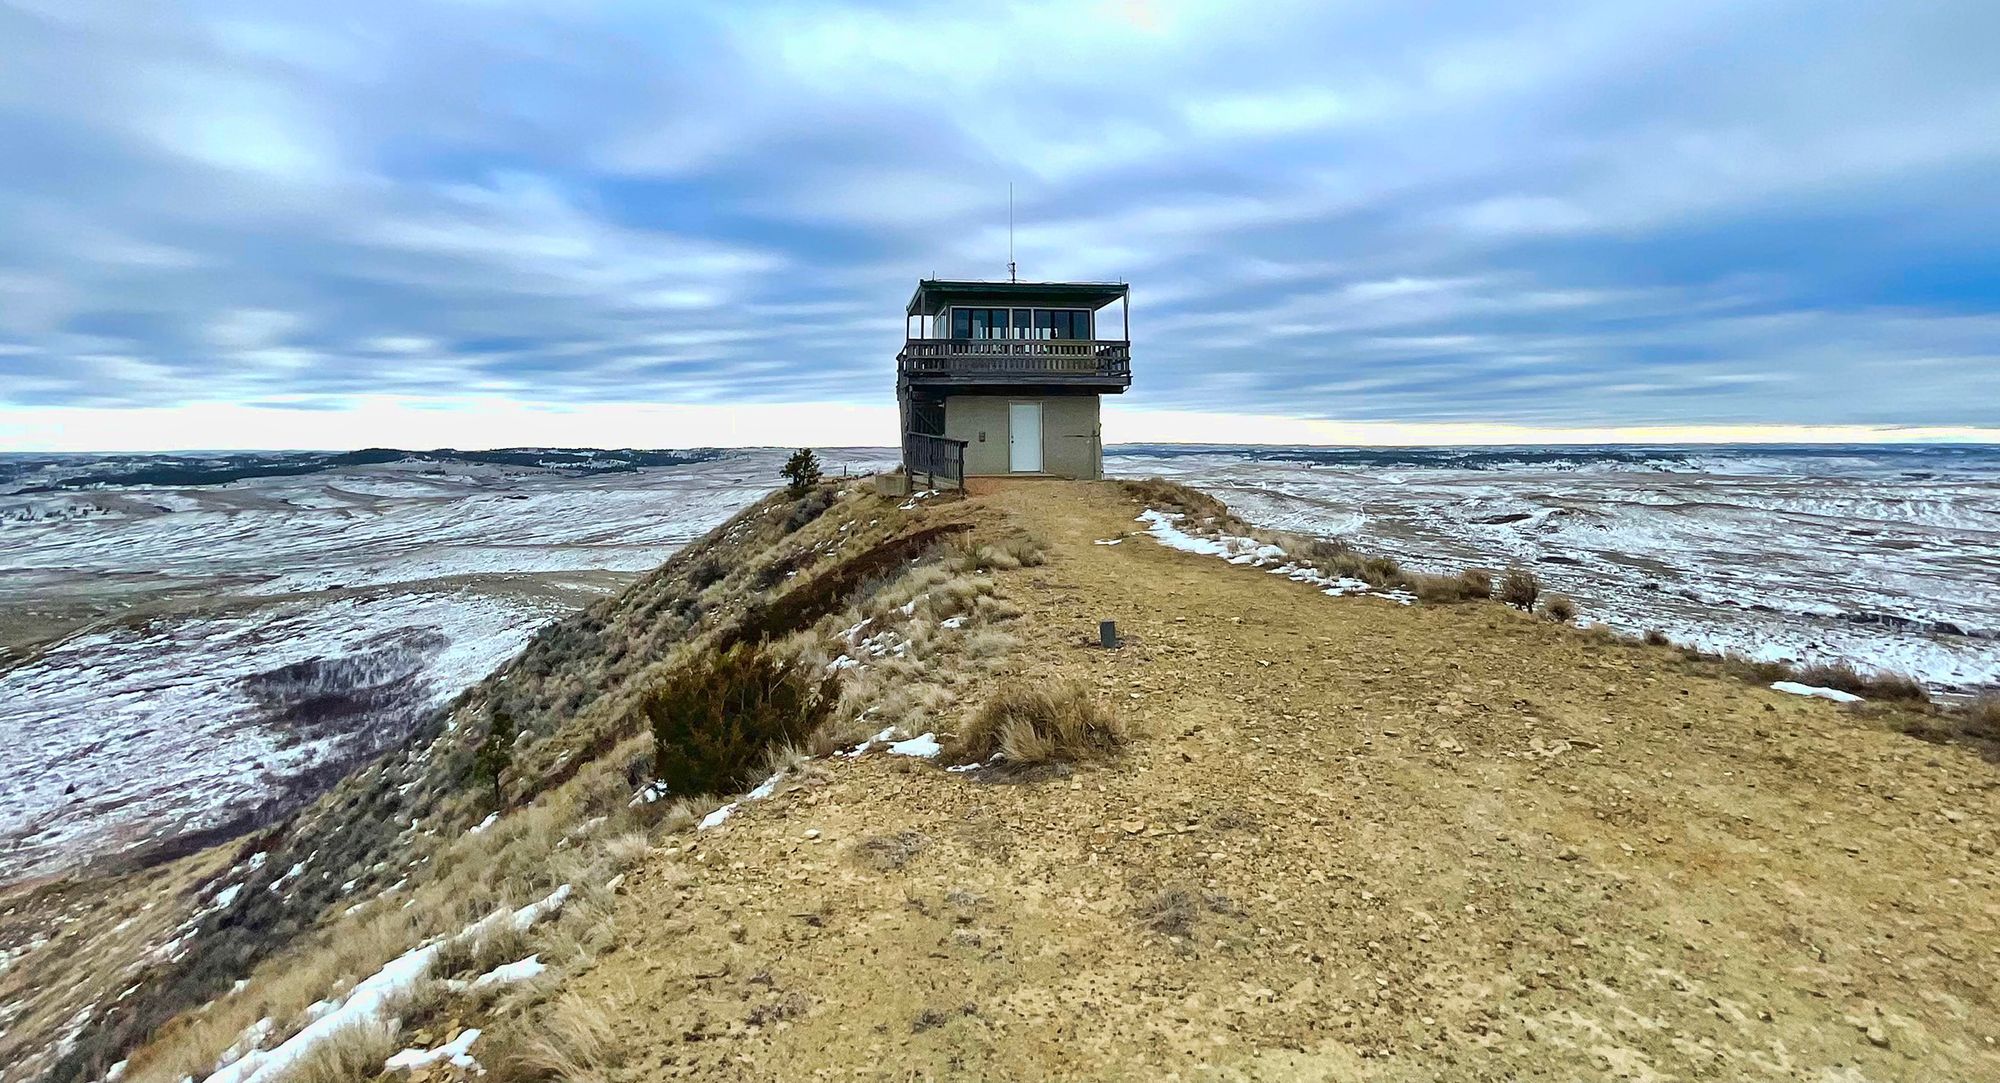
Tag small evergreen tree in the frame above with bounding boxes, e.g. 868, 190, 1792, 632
473, 707, 514, 807
781, 448, 823, 496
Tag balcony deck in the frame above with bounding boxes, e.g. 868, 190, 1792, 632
896, 338, 1132, 391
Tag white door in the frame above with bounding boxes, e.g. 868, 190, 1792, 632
1008, 402, 1043, 472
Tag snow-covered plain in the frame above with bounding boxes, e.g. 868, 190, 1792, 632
1110, 445, 2000, 693
0, 448, 894, 884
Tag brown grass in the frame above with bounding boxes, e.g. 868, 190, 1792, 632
1542, 594, 1578, 622
1455, 568, 1493, 599
946, 680, 1126, 767
961, 533, 1049, 571
1118, 478, 1232, 522
1967, 695, 2000, 740
1791, 661, 1929, 703
504, 992, 625, 1083
1409, 569, 1494, 603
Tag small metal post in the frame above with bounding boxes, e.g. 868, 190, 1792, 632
1099, 620, 1118, 649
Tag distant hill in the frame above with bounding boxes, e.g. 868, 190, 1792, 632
4, 447, 724, 493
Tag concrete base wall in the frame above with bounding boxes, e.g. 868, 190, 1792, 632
944, 394, 1102, 479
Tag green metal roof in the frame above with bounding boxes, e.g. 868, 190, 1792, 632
905, 278, 1128, 317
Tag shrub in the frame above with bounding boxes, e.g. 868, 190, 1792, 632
473, 707, 515, 808
642, 644, 838, 797
1499, 567, 1541, 610
686, 556, 726, 591
947, 680, 1125, 767
781, 448, 823, 497
784, 486, 833, 533
1542, 594, 1578, 623
1644, 629, 1671, 646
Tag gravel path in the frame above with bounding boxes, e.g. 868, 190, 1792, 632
577, 481, 2000, 1081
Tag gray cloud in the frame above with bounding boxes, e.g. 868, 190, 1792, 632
1, 0, 1997, 431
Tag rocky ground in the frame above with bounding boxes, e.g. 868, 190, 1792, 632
566, 480, 1999, 1081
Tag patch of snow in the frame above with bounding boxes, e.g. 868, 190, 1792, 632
468, 812, 499, 835
843, 726, 899, 758
1139, 509, 1410, 604
1110, 447, 2000, 693
887, 733, 941, 759
201, 886, 569, 1083
1771, 681, 1865, 703
214, 1017, 275, 1071
698, 803, 738, 830
384, 1028, 481, 1072
469, 955, 546, 990
629, 780, 669, 807
1093, 538, 1123, 545
266, 862, 306, 895
745, 772, 784, 801
939, 616, 968, 630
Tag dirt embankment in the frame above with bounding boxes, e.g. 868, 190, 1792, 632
570, 480, 1999, 1081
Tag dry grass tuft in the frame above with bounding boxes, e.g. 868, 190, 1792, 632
973, 595, 1021, 622
947, 680, 1125, 767
1499, 567, 1541, 610
1138, 888, 1201, 939
961, 628, 1016, 660
1644, 629, 1671, 646
1455, 568, 1493, 599
507, 992, 625, 1083
1542, 594, 1578, 623
1409, 568, 1493, 603
965, 533, 1049, 571
849, 830, 930, 872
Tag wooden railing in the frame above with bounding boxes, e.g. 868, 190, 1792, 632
898, 339, 1131, 378
902, 431, 968, 491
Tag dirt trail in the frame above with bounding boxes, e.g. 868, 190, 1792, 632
576, 481, 1999, 1081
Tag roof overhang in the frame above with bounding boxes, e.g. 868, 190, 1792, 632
906, 279, 1129, 317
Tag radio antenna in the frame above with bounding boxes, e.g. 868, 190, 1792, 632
1007, 183, 1017, 283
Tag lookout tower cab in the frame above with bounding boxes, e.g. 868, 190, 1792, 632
897, 279, 1131, 487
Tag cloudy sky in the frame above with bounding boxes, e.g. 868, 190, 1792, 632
2, 0, 1997, 450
